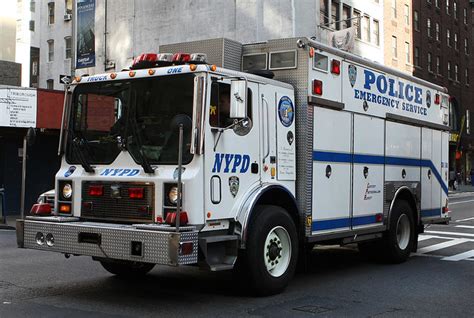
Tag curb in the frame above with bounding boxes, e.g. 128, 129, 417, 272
0, 225, 15, 230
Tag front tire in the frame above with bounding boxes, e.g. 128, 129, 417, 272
99, 259, 155, 277
239, 205, 298, 296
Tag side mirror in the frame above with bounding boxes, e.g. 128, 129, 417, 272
26, 127, 36, 147
230, 80, 247, 119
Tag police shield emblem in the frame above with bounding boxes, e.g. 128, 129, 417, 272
229, 176, 239, 197
426, 90, 431, 108
348, 64, 357, 88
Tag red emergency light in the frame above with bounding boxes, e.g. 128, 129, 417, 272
130, 53, 158, 70
165, 211, 189, 226
331, 59, 341, 75
88, 185, 104, 197
313, 79, 323, 95
30, 203, 52, 216
128, 187, 144, 199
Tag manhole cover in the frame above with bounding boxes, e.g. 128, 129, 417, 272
293, 305, 335, 314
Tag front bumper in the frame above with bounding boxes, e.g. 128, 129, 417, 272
17, 217, 198, 266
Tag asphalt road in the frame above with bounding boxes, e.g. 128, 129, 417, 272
1, 195, 474, 317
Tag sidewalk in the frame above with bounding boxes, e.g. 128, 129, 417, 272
448, 184, 474, 195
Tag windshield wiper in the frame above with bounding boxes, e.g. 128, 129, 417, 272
70, 133, 95, 173
127, 117, 155, 174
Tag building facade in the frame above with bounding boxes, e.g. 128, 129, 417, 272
74, 0, 384, 76
411, 0, 474, 179
16, 0, 73, 89
383, 0, 414, 74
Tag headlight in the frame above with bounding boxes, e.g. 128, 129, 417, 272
168, 186, 178, 205
62, 183, 72, 199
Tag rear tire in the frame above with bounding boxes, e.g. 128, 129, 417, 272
100, 259, 155, 277
382, 200, 416, 263
359, 200, 415, 263
237, 205, 298, 296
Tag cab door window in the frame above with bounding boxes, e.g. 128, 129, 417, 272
209, 81, 252, 128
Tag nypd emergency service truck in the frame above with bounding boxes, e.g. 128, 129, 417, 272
17, 37, 450, 295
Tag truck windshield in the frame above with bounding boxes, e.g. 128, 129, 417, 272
66, 74, 195, 165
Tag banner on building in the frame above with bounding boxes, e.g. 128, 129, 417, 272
328, 26, 356, 52
76, 0, 96, 69
0, 88, 37, 128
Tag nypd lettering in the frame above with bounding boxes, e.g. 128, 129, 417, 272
351, 67, 428, 117
86, 75, 108, 82
100, 168, 140, 177
212, 153, 250, 173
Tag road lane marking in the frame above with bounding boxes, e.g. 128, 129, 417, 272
417, 239, 469, 254
425, 230, 474, 238
450, 199, 474, 205
418, 235, 438, 242
455, 225, 474, 229
455, 217, 474, 222
442, 250, 474, 261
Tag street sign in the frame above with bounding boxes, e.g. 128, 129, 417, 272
59, 75, 72, 85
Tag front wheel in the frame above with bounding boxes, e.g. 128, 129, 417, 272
99, 259, 155, 277
238, 205, 298, 296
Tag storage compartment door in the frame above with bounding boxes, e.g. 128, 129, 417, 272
421, 128, 433, 218
352, 115, 384, 229
312, 107, 351, 234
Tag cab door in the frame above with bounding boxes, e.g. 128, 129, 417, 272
203, 78, 261, 221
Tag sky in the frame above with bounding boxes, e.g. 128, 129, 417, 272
0, 0, 16, 19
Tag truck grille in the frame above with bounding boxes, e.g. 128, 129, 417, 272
81, 181, 154, 223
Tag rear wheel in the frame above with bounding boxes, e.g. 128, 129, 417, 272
238, 205, 298, 296
358, 200, 415, 263
383, 200, 415, 263
99, 259, 155, 277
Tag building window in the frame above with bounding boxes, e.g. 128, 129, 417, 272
465, 38, 469, 55
435, 23, 440, 41
414, 10, 419, 31
341, 5, 350, 29
392, 36, 398, 58
427, 52, 432, 72
30, 0, 35, 12
435, 0, 440, 8
320, 0, 329, 26
447, 29, 451, 47
447, 61, 452, 79
466, 69, 470, 85
446, 0, 450, 15
454, 33, 458, 50
455, 64, 459, 82
47, 79, 54, 90
331, 0, 339, 30
405, 42, 410, 64
391, 0, 397, 19
427, 18, 432, 37
65, 0, 72, 14
372, 19, 380, 46
404, 5, 410, 26
436, 56, 440, 74
29, 20, 35, 31
354, 10, 361, 39
47, 39, 54, 62
48, 2, 55, 25
453, 1, 457, 19
65, 36, 71, 59
414, 47, 420, 67
464, 8, 467, 25
362, 15, 370, 42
